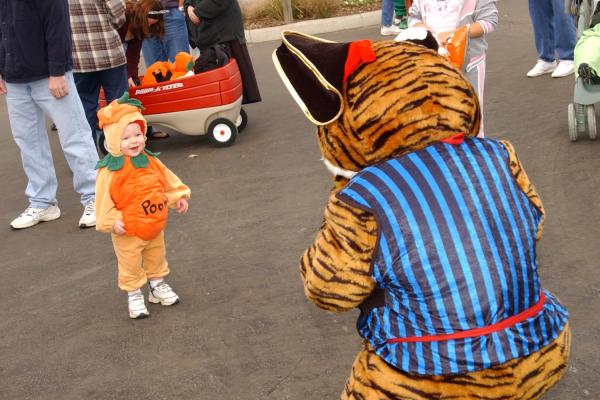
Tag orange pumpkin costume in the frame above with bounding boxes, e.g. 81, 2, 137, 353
171, 52, 194, 79
95, 93, 190, 291
141, 61, 175, 86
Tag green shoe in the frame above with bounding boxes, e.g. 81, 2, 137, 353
397, 16, 408, 29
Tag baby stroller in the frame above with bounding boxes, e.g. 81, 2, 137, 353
566, 0, 600, 141
98, 58, 247, 155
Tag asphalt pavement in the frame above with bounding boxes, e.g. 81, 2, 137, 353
0, 0, 598, 398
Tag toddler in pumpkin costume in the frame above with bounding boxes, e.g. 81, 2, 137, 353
95, 93, 190, 319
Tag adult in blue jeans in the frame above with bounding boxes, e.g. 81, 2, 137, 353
527, 0, 577, 78
380, 0, 402, 36
142, 0, 189, 65
0, 0, 99, 230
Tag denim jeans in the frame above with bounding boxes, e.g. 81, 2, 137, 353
528, 0, 577, 61
381, 0, 395, 27
74, 65, 128, 141
142, 8, 189, 65
5, 71, 99, 208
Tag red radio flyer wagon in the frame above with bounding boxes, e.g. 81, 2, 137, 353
98, 59, 247, 154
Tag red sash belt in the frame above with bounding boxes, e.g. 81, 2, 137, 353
386, 291, 546, 344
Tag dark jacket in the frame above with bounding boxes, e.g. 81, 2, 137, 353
0, 0, 73, 83
183, 0, 245, 48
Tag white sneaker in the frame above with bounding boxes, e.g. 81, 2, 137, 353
10, 204, 61, 229
381, 25, 402, 36
148, 281, 180, 306
526, 60, 557, 77
79, 201, 96, 228
128, 292, 149, 319
552, 60, 575, 78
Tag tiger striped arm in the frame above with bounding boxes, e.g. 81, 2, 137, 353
300, 190, 377, 312
499, 140, 545, 239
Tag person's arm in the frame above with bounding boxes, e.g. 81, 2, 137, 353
183, 0, 200, 24
499, 140, 545, 240
125, 39, 142, 84
95, 169, 124, 234
471, 0, 498, 38
300, 188, 377, 312
37, 0, 70, 78
35, 0, 70, 98
191, 0, 234, 19
0, 26, 5, 95
105, 0, 126, 29
407, 0, 426, 28
0, 26, 5, 81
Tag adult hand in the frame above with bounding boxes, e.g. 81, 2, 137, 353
128, 77, 136, 88
0, 76, 6, 95
49, 75, 68, 99
187, 6, 200, 25
175, 198, 189, 213
113, 219, 126, 235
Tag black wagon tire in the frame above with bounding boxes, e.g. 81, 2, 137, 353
207, 118, 238, 147
97, 132, 109, 155
235, 108, 248, 133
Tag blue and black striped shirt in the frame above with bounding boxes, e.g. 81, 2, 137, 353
338, 138, 568, 375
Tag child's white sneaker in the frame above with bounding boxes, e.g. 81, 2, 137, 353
526, 60, 557, 77
79, 201, 96, 228
10, 204, 61, 229
128, 292, 149, 319
148, 281, 180, 306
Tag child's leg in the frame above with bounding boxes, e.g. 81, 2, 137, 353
142, 231, 179, 306
141, 230, 170, 281
394, 0, 406, 17
112, 234, 151, 318
111, 233, 149, 292
464, 61, 486, 137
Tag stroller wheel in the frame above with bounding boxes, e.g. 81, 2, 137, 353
235, 108, 248, 133
568, 103, 578, 141
207, 118, 238, 148
586, 104, 597, 140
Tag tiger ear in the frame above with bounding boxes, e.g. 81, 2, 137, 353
395, 27, 439, 52
273, 31, 364, 125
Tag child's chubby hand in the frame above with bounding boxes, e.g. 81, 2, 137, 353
175, 198, 189, 213
113, 219, 126, 235
437, 30, 456, 45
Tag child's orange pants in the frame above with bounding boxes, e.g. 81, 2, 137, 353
111, 231, 170, 292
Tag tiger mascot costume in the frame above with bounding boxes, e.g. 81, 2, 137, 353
273, 30, 570, 400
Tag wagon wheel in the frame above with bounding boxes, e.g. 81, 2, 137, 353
207, 118, 238, 147
236, 108, 248, 133
97, 132, 109, 155
586, 104, 597, 140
